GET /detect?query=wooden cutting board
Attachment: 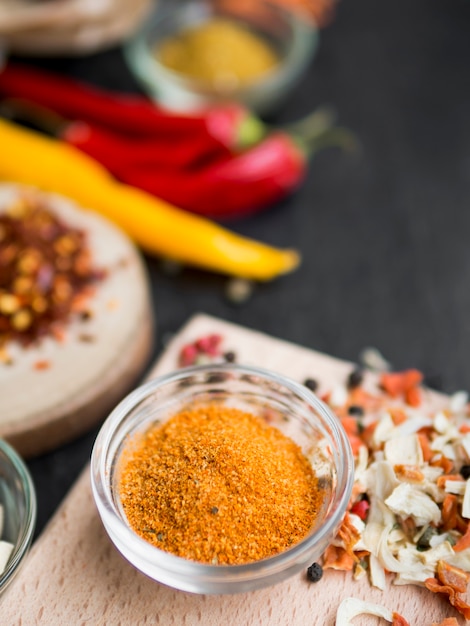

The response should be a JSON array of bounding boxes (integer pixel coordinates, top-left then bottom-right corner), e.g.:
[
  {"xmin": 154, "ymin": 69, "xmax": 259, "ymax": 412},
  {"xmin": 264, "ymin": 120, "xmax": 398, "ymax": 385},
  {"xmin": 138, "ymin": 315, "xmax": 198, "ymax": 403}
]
[
  {"xmin": 0, "ymin": 184, "xmax": 154, "ymax": 457},
  {"xmin": 2, "ymin": 314, "xmax": 465, "ymax": 624}
]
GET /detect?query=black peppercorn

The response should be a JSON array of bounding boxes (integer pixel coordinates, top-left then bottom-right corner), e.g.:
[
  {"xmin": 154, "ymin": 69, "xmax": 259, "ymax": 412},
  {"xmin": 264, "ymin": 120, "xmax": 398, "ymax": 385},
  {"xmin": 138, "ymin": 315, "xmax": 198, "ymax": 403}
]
[
  {"xmin": 461, "ymin": 465, "xmax": 470, "ymax": 480},
  {"xmin": 306, "ymin": 562, "xmax": 323, "ymax": 583},
  {"xmin": 224, "ymin": 351, "xmax": 237, "ymax": 363},
  {"xmin": 347, "ymin": 368, "xmax": 364, "ymax": 389},
  {"xmin": 304, "ymin": 378, "xmax": 319, "ymax": 393},
  {"xmin": 348, "ymin": 404, "xmax": 364, "ymax": 417}
]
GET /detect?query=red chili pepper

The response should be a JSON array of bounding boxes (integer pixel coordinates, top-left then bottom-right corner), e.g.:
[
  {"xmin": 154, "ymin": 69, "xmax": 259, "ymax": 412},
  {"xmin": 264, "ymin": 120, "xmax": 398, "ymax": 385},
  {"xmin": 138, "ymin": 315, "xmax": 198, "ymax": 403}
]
[
  {"xmin": 108, "ymin": 132, "xmax": 307, "ymax": 218},
  {"xmin": 0, "ymin": 63, "xmax": 354, "ymax": 218},
  {"xmin": 63, "ymin": 121, "xmax": 228, "ymax": 170},
  {"xmin": 0, "ymin": 62, "xmax": 265, "ymax": 150},
  {"xmin": 107, "ymin": 127, "xmax": 354, "ymax": 219}
]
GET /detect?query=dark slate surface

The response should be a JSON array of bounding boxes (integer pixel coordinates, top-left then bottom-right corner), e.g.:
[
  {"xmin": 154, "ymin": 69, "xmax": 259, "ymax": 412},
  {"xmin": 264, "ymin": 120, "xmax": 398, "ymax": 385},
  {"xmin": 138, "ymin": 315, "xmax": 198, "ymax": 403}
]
[{"xmin": 11, "ymin": 0, "xmax": 470, "ymax": 537}]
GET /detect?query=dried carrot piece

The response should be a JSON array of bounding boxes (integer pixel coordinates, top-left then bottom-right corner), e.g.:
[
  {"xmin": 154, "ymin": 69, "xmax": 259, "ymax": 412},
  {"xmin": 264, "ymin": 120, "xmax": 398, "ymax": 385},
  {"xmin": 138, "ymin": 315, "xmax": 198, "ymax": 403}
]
[
  {"xmin": 360, "ymin": 420, "xmax": 379, "ymax": 448},
  {"xmin": 394, "ymin": 464, "xmax": 425, "ymax": 483},
  {"xmin": 337, "ymin": 513, "xmax": 361, "ymax": 557},
  {"xmin": 453, "ymin": 523, "xmax": 470, "ymax": 552},
  {"xmin": 389, "ymin": 408, "xmax": 407, "ymax": 425},
  {"xmin": 33, "ymin": 359, "xmax": 50, "ymax": 370},
  {"xmin": 456, "ymin": 513, "xmax": 468, "ymax": 535},
  {"xmin": 380, "ymin": 369, "xmax": 423, "ymax": 397},
  {"xmin": 340, "ymin": 416, "xmax": 360, "ymax": 436},
  {"xmin": 432, "ymin": 456, "xmax": 454, "ymax": 475},
  {"xmin": 444, "ymin": 500, "xmax": 460, "ymax": 532},
  {"xmin": 348, "ymin": 386, "xmax": 382, "ymax": 411},
  {"xmin": 437, "ymin": 561, "xmax": 470, "ymax": 592},
  {"xmin": 459, "ymin": 423, "xmax": 470, "ymax": 434},
  {"xmin": 425, "ymin": 578, "xmax": 470, "ymax": 619},
  {"xmin": 431, "ymin": 619, "xmax": 459, "ymax": 626},
  {"xmin": 405, "ymin": 385, "xmax": 422, "ymax": 407},
  {"xmin": 418, "ymin": 432, "xmax": 433, "ymax": 462},
  {"xmin": 441, "ymin": 494, "xmax": 458, "ymax": 532},
  {"xmin": 392, "ymin": 613, "xmax": 410, "ymax": 626},
  {"xmin": 347, "ymin": 433, "xmax": 364, "ymax": 456},
  {"xmin": 436, "ymin": 475, "xmax": 464, "ymax": 490},
  {"xmin": 426, "ymin": 561, "xmax": 470, "ymax": 619},
  {"xmin": 322, "ymin": 545, "xmax": 355, "ymax": 571}
]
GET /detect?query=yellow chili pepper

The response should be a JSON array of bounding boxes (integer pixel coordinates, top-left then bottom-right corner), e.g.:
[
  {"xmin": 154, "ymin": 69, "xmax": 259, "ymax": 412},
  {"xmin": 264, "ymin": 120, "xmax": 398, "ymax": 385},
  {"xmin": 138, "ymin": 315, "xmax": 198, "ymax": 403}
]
[{"xmin": 0, "ymin": 118, "xmax": 300, "ymax": 280}]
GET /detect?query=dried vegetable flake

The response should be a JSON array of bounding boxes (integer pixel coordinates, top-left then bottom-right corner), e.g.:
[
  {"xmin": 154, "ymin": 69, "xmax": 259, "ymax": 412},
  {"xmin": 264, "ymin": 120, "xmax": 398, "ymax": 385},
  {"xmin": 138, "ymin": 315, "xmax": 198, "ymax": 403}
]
[
  {"xmin": 177, "ymin": 335, "xmax": 470, "ymax": 618},
  {"xmin": 320, "ymin": 365, "xmax": 470, "ymax": 619}
]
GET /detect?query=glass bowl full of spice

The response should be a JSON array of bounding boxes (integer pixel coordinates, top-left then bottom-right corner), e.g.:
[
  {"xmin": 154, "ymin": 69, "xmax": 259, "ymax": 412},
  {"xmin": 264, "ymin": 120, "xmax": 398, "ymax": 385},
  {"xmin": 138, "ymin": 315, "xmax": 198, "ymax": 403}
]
[
  {"xmin": 0, "ymin": 438, "xmax": 36, "ymax": 596},
  {"xmin": 124, "ymin": 0, "xmax": 318, "ymax": 114},
  {"xmin": 91, "ymin": 363, "xmax": 353, "ymax": 594}
]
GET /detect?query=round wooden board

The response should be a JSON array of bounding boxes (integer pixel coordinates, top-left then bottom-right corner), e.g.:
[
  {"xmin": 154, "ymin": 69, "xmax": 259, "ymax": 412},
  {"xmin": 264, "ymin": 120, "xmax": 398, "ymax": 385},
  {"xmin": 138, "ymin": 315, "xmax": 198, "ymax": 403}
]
[{"xmin": 0, "ymin": 184, "xmax": 154, "ymax": 458}]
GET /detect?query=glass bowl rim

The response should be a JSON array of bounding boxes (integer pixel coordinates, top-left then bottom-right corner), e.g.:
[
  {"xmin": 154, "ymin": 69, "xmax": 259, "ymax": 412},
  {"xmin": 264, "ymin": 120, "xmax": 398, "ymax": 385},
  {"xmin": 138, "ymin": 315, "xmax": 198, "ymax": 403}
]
[
  {"xmin": 0, "ymin": 438, "xmax": 37, "ymax": 591},
  {"xmin": 123, "ymin": 0, "xmax": 319, "ymax": 97},
  {"xmin": 91, "ymin": 362, "xmax": 354, "ymax": 585}
]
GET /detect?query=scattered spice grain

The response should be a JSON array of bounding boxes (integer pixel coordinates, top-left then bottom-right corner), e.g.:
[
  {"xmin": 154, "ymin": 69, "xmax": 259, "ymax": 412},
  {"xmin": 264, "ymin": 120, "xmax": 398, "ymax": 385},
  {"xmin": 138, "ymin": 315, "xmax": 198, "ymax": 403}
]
[
  {"xmin": 346, "ymin": 367, "xmax": 363, "ymax": 389},
  {"xmin": 224, "ymin": 278, "xmax": 253, "ymax": 305},
  {"xmin": 119, "ymin": 405, "xmax": 324, "ymax": 565},
  {"xmin": 223, "ymin": 350, "xmax": 236, "ymax": 363},
  {"xmin": 347, "ymin": 404, "xmax": 364, "ymax": 417},
  {"xmin": 304, "ymin": 377, "xmax": 319, "ymax": 393}
]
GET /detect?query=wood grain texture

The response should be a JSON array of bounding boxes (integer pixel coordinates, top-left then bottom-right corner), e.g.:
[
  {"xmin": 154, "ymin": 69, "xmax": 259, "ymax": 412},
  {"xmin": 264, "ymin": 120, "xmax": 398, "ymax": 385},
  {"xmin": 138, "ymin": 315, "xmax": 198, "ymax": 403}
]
[
  {"xmin": 1, "ymin": 314, "xmax": 465, "ymax": 624},
  {"xmin": 0, "ymin": 184, "xmax": 154, "ymax": 457}
]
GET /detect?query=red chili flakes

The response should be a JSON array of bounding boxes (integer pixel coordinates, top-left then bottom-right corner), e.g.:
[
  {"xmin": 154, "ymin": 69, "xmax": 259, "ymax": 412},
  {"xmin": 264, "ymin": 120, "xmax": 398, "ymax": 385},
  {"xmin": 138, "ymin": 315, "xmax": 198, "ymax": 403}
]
[
  {"xmin": 380, "ymin": 369, "xmax": 423, "ymax": 406},
  {"xmin": 0, "ymin": 194, "xmax": 106, "ymax": 349}
]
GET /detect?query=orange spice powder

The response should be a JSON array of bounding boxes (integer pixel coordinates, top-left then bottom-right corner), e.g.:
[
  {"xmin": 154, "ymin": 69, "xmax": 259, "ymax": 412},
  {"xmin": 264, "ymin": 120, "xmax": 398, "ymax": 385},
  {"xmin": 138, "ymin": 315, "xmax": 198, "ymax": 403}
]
[{"xmin": 118, "ymin": 405, "xmax": 324, "ymax": 565}]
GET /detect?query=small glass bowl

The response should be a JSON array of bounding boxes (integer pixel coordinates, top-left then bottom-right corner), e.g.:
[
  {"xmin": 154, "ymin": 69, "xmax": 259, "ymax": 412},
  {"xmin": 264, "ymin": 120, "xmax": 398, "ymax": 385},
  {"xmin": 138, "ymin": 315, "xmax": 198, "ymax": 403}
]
[
  {"xmin": 91, "ymin": 363, "xmax": 353, "ymax": 594},
  {"xmin": 124, "ymin": 0, "xmax": 319, "ymax": 114},
  {"xmin": 0, "ymin": 439, "xmax": 36, "ymax": 596}
]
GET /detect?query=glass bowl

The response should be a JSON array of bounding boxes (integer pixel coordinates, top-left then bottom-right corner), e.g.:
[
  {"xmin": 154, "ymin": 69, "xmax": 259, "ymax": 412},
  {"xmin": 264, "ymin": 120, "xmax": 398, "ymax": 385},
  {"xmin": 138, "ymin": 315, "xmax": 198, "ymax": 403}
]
[
  {"xmin": 123, "ymin": 0, "xmax": 319, "ymax": 114},
  {"xmin": 91, "ymin": 363, "xmax": 353, "ymax": 594},
  {"xmin": 0, "ymin": 439, "xmax": 36, "ymax": 596}
]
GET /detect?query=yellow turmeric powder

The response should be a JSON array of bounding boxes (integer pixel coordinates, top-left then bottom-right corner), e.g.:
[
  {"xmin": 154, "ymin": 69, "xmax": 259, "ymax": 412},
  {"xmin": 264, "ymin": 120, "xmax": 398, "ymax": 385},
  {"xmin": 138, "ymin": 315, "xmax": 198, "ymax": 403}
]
[
  {"xmin": 118, "ymin": 405, "xmax": 324, "ymax": 565},
  {"xmin": 156, "ymin": 18, "xmax": 279, "ymax": 88}
]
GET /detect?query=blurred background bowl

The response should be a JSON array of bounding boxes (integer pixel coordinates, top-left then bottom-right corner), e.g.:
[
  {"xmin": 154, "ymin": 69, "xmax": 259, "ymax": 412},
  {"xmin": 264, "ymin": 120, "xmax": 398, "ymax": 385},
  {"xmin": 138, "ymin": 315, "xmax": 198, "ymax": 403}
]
[
  {"xmin": 0, "ymin": 439, "xmax": 36, "ymax": 596},
  {"xmin": 124, "ymin": 0, "xmax": 319, "ymax": 115},
  {"xmin": 0, "ymin": 0, "xmax": 153, "ymax": 56}
]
